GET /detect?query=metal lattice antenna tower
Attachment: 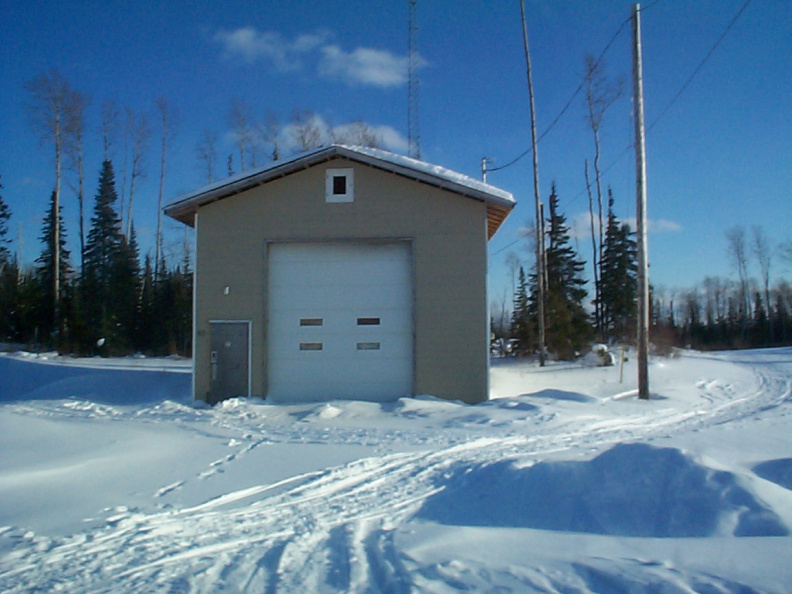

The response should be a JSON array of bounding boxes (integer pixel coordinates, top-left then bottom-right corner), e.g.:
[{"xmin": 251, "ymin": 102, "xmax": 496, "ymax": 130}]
[{"xmin": 408, "ymin": 0, "xmax": 421, "ymax": 160}]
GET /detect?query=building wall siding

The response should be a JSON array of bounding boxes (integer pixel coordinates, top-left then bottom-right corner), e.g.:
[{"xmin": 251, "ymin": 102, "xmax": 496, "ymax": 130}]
[{"xmin": 194, "ymin": 156, "xmax": 489, "ymax": 404}]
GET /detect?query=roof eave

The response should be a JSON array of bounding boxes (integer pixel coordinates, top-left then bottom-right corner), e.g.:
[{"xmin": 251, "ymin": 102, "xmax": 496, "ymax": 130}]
[{"xmin": 163, "ymin": 144, "xmax": 516, "ymax": 233}]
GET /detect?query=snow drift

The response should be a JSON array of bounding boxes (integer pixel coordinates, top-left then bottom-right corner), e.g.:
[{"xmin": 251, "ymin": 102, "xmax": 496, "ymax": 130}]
[
  {"xmin": 1, "ymin": 348, "xmax": 791, "ymax": 592},
  {"xmin": 418, "ymin": 442, "xmax": 788, "ymax": 537}
]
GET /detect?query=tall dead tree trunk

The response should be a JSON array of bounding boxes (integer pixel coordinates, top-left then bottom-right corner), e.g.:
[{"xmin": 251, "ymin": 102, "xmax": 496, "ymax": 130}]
[
  {"xmin": 155, "ymin": 97, "xmax": 176, "ymax": 282},
  {"xmin": 584, "ymin": 159, "xmax": 601, "ymax": 336},
  {"xmin": 25, "ymin": 70, "xmax": 78, "ymax": 340},
  {"xmin": 195, "ymin": 129, "xmax": 218, "ymax": 184},
  {"xmin": 752, "ymin": 225, "xmax": 773, "ymax": 340},
  {"xmin": 583, "ymin": 55, "xmax": 623, "ymax": 339},
  {"xmin": 125, "ymin": 108, "xmax": 150, "ymax": 240},
  {"xmin": 66, "ymin": 90, "xmax": 89, "ymax": 273}
]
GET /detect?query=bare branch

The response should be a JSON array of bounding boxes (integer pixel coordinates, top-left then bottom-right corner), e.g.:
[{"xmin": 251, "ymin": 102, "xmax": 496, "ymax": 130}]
[
  {"xmin": 101, "ymin": 99, "xmax": 120, "ymax": 161},
  {"xmin": 228, "ymin": 98, "xmax": 257, "ymax": 171},
  {"xmin": 195, "ymin": 129, "xmax": 218, "ymax": 183},
  {"xmin": 290, "ymin": 109, "xmax": 323, "ymax": 152}
]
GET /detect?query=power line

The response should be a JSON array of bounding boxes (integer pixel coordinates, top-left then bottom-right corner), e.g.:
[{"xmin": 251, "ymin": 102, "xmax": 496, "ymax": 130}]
[
  {"xmin": 646, "ymin": 0, "xmax": 753, "ymax": 134},
  {"xmin": 492, "ymin": 0, "xmax": 753, "ymax": 257},
  {"xmin": 487, "ymin": 12, "xmax": 633, "ymax": 174},
  {"xmin": 558, "ymin": 0, "xmax": 754, "ymax": 212}
]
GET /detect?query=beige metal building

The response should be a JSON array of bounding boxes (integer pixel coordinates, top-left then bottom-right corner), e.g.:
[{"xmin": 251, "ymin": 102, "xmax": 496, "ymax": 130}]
[{"xmin": 164, "ymin": 145, "xmax": 515, "ymax": 405}]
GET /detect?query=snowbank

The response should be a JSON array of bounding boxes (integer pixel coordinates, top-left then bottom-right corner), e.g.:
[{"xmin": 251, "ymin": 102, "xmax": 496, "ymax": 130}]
[{"xmin": 1, "ymin": 348, "xmax": 791, "ymax": 591}]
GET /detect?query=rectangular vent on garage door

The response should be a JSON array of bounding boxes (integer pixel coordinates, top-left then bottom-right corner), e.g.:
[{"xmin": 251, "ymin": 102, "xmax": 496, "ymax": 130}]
[
  {"xmin": 300, "ymin": 318, "xmax": 323, "ymax": 326},
  {"xmin": 357, "ymin": 342, "xmax": 381, "ymax": 350},
  {"xmin": 357, "ymin": 317, "xmax": 381, "ymax": 326},
  {"xmin": 299, "ymin": 342, "xmax": 323, "ymax": 351}
]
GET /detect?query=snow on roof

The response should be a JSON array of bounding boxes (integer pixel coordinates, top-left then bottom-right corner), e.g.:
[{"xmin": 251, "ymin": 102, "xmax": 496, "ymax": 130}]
[
  {"xmin": 164, "ymin": 145, "xmax": 515, "ymax": 237},
  {"xmin": 338, "ymin": 145, "xmax": 515, "ymax": 205}
]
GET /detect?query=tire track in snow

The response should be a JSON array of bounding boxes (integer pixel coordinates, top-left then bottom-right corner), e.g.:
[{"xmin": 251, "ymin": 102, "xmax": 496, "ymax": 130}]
[{"xmin": 2, "ymin": 350, "xmax": 791, "ymax": 592}]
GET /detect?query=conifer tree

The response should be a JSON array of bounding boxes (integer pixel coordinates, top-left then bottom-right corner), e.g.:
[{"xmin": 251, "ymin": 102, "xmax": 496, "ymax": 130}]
[
  {"xmin": 35, "ymin": 189, "xmax": 72, "ymax": 340},
  {"xmin": 537, "ymin": 183, "xmax": 592, "ymax": 359},
  {"xmin": 137, "ymin": 254, "xmax": 157, "ymax": 351},
  {"xmin": 111, "ymin": 227, "xmax": 142, "ymax": 350},
  {"xmin": 0, "ymin": 175, "xmax": 10, "ymax": 268},
  {"xmin": 599, "ymin": 189, "xmax": 637, "ymax": 340},
  {"xmin": 83, "ymin": 160, "xmax": 125, "ymax": 350},
  {"xmin": 510, "ymin": 266, "xmax": 532, "ymax": 353},
  {"xmin": 0, "ymin": 177, "xmax": 16, "ymax": 340},
  {"xmin": 172, "ymin": 246, "xmax": 193, "ymax": 355}
]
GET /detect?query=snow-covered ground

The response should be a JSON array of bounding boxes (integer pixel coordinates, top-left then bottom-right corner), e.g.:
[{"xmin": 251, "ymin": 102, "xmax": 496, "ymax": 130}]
[{"xmin": 1, "ymin": 348, "xmax": 791, "ymax": 592}]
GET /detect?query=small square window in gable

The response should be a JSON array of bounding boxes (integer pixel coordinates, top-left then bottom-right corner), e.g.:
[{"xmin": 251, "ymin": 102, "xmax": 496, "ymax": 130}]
[{"xmin": 325, "ymin": 168, "xmax": 354, "ymax": 203}]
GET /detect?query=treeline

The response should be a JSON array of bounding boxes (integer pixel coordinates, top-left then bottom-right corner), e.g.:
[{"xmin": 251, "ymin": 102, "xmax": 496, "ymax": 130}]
[
  {"xmin": 492, "ymin": 185, "xmax": 792, "ymax": 358},
  {"xmin": 492, "ymin": 54, "xmax": 792, "ymax": 359},
  {"xmin": 1, "ymin": 69, "xmax": 390, "ymax": 357},
  {"xmin": 652, "ymin": 226, "xmax": 792, "ymax": 351},
  {"xmin": 0, "ymin": 167, "xmax": 191, "ymax": 356},
  {"xmin": 654, "ymin": 280, "xmax": 792, "ymax": 351}
]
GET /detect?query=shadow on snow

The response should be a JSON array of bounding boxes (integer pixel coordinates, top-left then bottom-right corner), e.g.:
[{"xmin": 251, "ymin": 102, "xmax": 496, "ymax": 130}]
[{"xmin": 416, "ymin": 443, "xmax": 788, "ymax": 538}]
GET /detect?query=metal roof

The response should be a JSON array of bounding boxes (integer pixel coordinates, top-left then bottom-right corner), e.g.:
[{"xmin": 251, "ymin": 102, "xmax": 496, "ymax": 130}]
[{"xmin": 164, "ymin": 144, "xmax": 515, "ymax": 239}]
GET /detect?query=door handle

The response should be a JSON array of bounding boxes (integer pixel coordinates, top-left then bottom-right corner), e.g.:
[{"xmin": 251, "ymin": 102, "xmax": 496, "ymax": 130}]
[{"xmin": 211, "ymin": 351, "xmax": 218, "ymax": 380}]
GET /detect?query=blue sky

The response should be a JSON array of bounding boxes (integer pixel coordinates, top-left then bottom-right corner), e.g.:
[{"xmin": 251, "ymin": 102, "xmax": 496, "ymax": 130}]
[{"xmin": 2, "ymin": 0, "xmax": 790, "ymax": 306}]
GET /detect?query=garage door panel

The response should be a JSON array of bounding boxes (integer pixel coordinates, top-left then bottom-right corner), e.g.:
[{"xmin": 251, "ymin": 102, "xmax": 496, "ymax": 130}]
[{"xmin": 268, "ymin": 242, "xmax": 413, "ymax": 402}]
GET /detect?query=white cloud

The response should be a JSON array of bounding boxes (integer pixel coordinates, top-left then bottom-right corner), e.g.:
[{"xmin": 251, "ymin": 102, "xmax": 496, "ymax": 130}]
[
  {"xmin": 213, "ymin": 27, "xmax": 422, "ymax": 89},
  {"xmin": 277, "ymin": 116, "xmax": 410, "ymax": 155},
  {"xmin": 371, "ymin": 125, "xmax": 409, "ymax": 153},
  {"xmin": 624, "ymin": 217, "xmax": 683, "ymax": 233},
  {"xmin": 570, "ymin": 211, "xmax": 598, "ymax": 242},
  {"xmin": 570, "ymin": 212, "xmax": 683, "ymax": 241},
  {"xmin": 318, "ymin": 45, "xmax": 419, "ymax": 88},
  {"xmin": 213, "ymin": 27, "xmax": 329, "ymax": 71}
]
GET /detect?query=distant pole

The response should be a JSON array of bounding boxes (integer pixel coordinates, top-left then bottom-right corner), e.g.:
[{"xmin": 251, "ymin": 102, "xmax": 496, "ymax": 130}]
[
  {"xmin": 408, "ymin": 0, "xmax": 421, "ymax": 160},
  {"xmin": 520, "ymin": 0, "xmax": 546, "ymax": 366},
  {"xmin": 481, "ymin": 157, "xmax": 493, "ymax": 183},
  {"xmin": 632, "ymin": 3, "xmax": 650, "ymax": 399}
]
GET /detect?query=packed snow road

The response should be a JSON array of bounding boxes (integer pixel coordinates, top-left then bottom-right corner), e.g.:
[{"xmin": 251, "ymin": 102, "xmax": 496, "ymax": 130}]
[{"xmin": 1, "ymin": 348, "xmax": 791, "ymax": 592}]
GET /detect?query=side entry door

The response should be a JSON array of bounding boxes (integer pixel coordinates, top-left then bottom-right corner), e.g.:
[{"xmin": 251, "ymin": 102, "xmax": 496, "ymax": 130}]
[{"xmin": 208, "ymin": 321, "xmax": 250, "ymax": 404}]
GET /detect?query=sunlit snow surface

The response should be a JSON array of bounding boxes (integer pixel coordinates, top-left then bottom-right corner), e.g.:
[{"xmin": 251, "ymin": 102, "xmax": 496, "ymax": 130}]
[{"xmin": 1, "ymin": 348, "xmax": 791, "ymax": 592}]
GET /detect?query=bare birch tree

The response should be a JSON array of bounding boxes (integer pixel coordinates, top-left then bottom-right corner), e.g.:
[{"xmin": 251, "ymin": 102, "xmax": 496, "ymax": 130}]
[
  {"xmin": 65, "ymin": 89, "xmax": 90, "ymax": 272},
  {"xmin": 228, "ymin": 98, "xmax": 257, "ymax": 171},
  {"xmin": 725, "ymin": 225, "xmax": 751, "ymax": 324},
  {"xmin": 331, "ymin": 120, "xmax": 382, "ymax": 148},
  {"xmin": 25, "ymin": 69, "xmax": 79, "ymax": 331},
  {"xmin": 195, "ymin": 129, "xmax": 218, "ymax": 183},
  {"xmin": 124, "ymin": 107, "xmax": 150, "ymax": 240},
  {"xmin": 584, "ymin": 159, "xmax": 601, "ymax": 335},
  {"xmin": 752, "ymin": 225, "xmax": 773, "ymax": 336},
  {"xmin": 155, "ymin": 97, "xmax": 177, "ymax": 280},
  {"xmin": 780, "ymin": 241, "xmax": 792, "ymax": 267},
  {"xmin": 261, "ymin": 111, "xmax": 281, "ymax": 161},
  {"xmin": 290, "ymin": 109, "xmax": 323, "ymax": 152},
  {"xmin": 100, "ymin": 99, "xmax": 120, "ymax": 162},
  {"xmin": 583, "ymin": 55, "xmax": 623, "ymax": 336}
]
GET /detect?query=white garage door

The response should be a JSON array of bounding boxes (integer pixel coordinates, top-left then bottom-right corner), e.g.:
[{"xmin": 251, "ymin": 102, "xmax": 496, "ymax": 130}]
[{"xmin": 267, "ymin": 242, "xmax": 413, "ymax": 402}]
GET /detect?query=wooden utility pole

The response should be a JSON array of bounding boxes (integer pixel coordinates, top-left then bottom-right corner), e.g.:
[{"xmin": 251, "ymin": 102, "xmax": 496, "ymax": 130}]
[
  {"xmin": 519, "ymin": 0, "xmax": 546, "ymax": 366},
  {"xmin": 632, "ymin": 3, "xmax": 650, "ymax": 399}
]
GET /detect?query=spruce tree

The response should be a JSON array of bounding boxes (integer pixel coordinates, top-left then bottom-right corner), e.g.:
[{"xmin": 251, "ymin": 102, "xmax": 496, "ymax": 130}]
[
  {"xmin": 599, "ymin": 189, "xmax": 638, "ymax": 340},
  {"xmin": 510, "ymin": 266, "xmax": 533, "ymax": 354},
  {"xmin": 0, "ymin": 175, "xmax": 10, "ymax": 267},
  {"xmin": 137, "ymin": 254, "xmax": 157, "ymax": 351},
  {"xmin": 35, "ymin": 189, "xmax": 72, "ymax": 341},
  {"xmin": 0, "ymin": 178, "xmax": 16, "ymax": 340},
  {"xmin": 539, "ymin": 183, "xmax": 593, "ymax": 359},
  {"xmin": 111, "ymin": 226, "xmax": 142, "ymax": 351},
  {"xmin": 83, "ymin": 160, "xmax": 126, "ymax": 351},
  {"xmin": 172, "ymin": 247, "xmax": 193, "ymax": 355}
]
